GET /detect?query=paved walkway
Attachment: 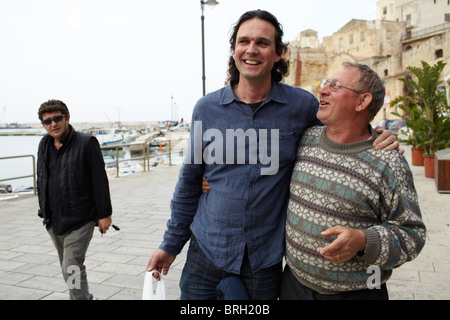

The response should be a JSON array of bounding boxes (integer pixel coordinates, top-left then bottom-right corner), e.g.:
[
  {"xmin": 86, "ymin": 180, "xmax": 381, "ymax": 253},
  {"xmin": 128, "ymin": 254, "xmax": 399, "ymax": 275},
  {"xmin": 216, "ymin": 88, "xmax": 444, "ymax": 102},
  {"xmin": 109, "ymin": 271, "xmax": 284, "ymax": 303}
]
[{"xmin": 0, "ymin": 144, "xmax": 449, "ymax": 300}]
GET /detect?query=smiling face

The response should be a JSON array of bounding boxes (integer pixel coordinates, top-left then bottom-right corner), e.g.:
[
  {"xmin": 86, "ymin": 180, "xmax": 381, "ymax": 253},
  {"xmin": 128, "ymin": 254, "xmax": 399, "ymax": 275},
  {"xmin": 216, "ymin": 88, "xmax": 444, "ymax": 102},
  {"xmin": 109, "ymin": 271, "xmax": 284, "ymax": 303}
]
[
  {"xmin": 318, "ymin": 66, "xmax": 364, "ymax": 127},
  {"xmin": 232, "ymin": 18, "xmax": 282, "ymax": 85}
]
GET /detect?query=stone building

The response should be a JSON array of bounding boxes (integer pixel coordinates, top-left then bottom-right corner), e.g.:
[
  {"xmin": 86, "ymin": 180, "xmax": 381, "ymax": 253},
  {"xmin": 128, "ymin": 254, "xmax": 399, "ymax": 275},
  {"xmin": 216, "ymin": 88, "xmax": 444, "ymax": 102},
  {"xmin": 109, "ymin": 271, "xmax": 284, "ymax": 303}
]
[
  {"xmin": 377, "ymin": 0, "xmax": 450, "ymax": 32},
  {"xmin": 284, "ymin": 0, "xmax": 450, "ymax": 123},
  {"xmin": 284, "ymin": 30, "xmax": 328, "ymax": 97}
]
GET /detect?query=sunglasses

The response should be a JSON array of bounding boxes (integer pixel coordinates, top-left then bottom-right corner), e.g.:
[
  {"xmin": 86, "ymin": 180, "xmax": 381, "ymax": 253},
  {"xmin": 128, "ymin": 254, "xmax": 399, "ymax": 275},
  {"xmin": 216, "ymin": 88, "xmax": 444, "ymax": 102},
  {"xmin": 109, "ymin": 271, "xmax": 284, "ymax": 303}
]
[{"xmin": 41, "ymin": 114, "xmax": 66, "ymax": 126}]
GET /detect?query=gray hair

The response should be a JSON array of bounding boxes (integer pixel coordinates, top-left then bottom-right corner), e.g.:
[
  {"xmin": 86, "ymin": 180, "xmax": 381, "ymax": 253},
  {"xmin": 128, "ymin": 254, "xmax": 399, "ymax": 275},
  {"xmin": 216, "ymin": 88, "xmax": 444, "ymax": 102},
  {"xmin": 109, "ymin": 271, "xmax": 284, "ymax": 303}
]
[{"xmin": 342, "ymin": 62, "xmax": 385, "ymax": 121}]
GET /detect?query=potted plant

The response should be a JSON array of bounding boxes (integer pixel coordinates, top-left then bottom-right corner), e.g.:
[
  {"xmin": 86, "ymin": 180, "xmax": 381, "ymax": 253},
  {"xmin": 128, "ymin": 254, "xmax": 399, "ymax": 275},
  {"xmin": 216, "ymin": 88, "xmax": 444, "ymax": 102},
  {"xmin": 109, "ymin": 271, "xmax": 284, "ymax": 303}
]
[
  {"xmin": 423, "ymin": 113, "xmax": 450, "ymax": 177},
  {"xmin": 390, "ymin": 81, "xmax": 428, "ymax": 166},
  {"xmin": 390, "ymin": 98, "xmax": 428, "ymax": 165},
  {"xmin": 391, "ymin": 61, "xmax": 450, "ymax": 176}
]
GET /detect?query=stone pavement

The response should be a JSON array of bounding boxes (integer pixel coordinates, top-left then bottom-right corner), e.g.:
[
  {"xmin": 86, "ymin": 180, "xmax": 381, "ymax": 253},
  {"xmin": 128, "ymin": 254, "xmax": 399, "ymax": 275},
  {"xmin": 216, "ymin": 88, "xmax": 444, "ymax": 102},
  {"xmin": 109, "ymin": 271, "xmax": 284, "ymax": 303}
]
[
  {"xmin": 386, "ymin": 145, "xmax": 450, "ymax": 299},
  {"xmin": 0, "ymin": 164, "xmax": 187, "ymax": 300},
  {"xmin": 0, "ymin": 144, "xmax": 449, "ymax": 300}
]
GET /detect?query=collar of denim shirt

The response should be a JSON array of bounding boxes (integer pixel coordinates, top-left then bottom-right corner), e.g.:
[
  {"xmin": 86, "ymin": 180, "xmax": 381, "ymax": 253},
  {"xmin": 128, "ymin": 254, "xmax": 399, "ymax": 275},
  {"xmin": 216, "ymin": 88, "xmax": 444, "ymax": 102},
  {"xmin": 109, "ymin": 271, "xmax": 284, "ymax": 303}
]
[{"xmin": 219, "ymin": 82, "xmax": 289, "ymax": 107}]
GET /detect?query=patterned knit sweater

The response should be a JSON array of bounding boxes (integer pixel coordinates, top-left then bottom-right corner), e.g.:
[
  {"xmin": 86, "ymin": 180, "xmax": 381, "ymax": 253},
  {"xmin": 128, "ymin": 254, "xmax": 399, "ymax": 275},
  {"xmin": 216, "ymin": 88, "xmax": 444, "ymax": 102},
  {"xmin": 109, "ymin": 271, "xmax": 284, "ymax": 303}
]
[{"xmin": 286, "ymin": 126, "xmax": 426, "ymax": 295}]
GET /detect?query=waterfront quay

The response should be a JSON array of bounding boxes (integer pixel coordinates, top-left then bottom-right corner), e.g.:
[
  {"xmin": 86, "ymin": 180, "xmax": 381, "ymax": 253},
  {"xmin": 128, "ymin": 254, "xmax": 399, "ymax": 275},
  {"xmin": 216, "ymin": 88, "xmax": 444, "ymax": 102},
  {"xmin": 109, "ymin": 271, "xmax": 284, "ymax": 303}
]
[{"xmin": 0, "ymin": 145, "xmax": 449, "ymax": 300}]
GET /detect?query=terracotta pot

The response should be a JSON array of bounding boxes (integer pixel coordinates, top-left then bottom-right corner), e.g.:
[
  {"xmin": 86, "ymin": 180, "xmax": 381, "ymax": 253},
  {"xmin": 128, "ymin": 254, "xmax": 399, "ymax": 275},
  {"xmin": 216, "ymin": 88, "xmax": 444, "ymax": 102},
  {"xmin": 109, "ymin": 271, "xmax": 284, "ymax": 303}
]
[
  {"xmin": 411, "ymin": 148, "xmax": 424, "ymax": 166},
  {"xmin": 424, "ymin": 156, "xmax": 435, "ymax": 178}
]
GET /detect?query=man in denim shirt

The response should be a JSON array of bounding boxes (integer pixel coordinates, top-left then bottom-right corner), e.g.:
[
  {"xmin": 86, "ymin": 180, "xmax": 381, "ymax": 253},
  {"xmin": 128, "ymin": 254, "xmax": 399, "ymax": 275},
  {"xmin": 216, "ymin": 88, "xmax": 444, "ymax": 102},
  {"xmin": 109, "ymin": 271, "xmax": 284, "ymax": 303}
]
[{"xmin": 146, "ymin": 10, "xmax": 398, "ymax": 300}]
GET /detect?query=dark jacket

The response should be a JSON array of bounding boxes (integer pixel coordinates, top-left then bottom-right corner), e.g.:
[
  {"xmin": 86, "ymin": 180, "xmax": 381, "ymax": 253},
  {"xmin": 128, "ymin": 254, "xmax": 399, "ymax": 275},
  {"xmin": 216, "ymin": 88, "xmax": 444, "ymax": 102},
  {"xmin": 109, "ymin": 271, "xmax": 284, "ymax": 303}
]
[{"xmin": 37, "ymin": 125, "xmax": 112, "ymax": 234}]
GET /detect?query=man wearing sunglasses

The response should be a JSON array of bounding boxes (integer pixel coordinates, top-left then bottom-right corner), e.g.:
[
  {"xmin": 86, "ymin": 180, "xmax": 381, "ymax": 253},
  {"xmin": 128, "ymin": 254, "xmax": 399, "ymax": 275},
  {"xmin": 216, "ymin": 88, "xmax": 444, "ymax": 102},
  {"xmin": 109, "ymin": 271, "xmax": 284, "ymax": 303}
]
[{"xmin": 37, "ymin": 99, "xmax": 113, "ymax": 300}]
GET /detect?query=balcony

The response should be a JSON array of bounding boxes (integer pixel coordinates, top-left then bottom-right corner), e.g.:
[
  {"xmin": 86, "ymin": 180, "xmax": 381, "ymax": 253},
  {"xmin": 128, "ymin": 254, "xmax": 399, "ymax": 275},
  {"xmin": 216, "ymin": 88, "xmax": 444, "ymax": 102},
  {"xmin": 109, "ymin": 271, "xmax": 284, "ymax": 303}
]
[{"xmin": 402, "ymin": 22, "xmax": 450, "ymax": 42}]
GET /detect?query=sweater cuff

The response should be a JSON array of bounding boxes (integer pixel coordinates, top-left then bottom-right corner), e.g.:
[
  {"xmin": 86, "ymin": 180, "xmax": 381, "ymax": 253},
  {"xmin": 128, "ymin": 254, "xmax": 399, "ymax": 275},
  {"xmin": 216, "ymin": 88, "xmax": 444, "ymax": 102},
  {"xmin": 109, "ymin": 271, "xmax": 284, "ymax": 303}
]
[{"xmin": 360, "ymin": 228, "xmax": 380, "ymax": 265}]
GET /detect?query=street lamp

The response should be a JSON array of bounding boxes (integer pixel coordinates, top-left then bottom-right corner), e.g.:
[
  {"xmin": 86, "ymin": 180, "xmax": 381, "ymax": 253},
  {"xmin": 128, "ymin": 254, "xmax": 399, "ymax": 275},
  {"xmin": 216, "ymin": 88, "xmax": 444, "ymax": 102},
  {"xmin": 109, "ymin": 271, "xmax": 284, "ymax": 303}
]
[{"xmin": 200, "ymin": 0, "xmax": 219, "ymax": 96}]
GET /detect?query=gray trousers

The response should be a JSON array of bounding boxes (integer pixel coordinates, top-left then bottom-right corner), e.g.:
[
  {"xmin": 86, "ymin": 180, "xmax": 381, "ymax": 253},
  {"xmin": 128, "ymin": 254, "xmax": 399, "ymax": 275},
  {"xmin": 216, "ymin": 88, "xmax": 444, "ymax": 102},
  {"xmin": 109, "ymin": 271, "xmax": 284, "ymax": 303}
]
[{"xmin": 48, "ymin": 221, "xmax": 95, "ymax": 300}]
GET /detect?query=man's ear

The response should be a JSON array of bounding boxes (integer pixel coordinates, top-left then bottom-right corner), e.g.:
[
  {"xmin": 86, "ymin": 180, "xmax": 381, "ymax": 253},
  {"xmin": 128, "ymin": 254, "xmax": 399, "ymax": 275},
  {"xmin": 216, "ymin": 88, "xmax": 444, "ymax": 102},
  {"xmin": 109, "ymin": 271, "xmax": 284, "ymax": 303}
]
[{"xmin": 355, "ymin": 93, "xmax": 372, "ymax": 112}]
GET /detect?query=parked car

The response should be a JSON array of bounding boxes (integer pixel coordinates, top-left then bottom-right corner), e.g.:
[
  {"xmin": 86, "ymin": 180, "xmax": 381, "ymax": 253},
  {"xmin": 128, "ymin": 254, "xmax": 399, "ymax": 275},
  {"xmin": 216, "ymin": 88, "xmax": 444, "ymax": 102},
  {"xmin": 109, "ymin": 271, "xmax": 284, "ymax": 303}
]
[
  {"xmin": 383, "ymin": 120, "xmax": 396, "ymax": 130},
  {"xmin": 0, "ymin": 184, "xmax": 12, "ymax": 193},
  {"xmin": 372, "ymin": 120, "xmax": 386, "ymax": 129},
  {"xmin": 387, "ymin": 120, "xmax": 406, "ymax": 135},
  {"xmin": 397, "ymin": 126, "xmax": 414, "ymax": 141}
]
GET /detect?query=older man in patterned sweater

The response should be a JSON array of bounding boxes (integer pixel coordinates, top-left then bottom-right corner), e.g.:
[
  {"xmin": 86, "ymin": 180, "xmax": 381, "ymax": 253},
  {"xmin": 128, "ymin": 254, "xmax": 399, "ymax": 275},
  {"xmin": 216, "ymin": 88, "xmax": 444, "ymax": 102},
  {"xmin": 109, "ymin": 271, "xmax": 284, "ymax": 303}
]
[{"xmin": 281, "ymin": 62, "xmax": 426, "ymax": 300}]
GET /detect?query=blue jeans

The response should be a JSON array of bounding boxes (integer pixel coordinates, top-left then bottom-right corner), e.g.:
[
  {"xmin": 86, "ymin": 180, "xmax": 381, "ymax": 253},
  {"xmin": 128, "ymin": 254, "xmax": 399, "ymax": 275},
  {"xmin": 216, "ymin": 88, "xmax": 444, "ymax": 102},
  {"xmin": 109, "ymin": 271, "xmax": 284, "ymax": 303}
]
[{"xmin": 179, "ymin": 236, "xmax": 282, "ymax": 300}]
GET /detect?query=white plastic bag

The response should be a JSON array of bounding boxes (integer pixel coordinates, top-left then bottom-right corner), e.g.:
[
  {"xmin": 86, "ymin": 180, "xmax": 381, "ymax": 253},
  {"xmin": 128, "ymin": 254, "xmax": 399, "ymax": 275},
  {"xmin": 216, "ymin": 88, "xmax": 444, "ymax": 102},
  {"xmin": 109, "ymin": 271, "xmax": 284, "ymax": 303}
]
[{"xmin": 142, "ymin": 270, "xmax": 166, "ymax": 300}]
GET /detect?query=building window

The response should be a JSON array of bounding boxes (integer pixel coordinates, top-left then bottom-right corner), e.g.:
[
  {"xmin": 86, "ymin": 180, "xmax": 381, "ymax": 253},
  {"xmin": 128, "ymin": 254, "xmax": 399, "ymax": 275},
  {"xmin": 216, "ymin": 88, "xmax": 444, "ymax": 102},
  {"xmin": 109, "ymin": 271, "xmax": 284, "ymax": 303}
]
[
  {"xmin": 435, "ymin": 49, "xmax": 443, "ymax": 58},
  {"xmin": 383, "ymin": 6, "xmax": 387, "ymax": 14},
  {"xmin": 406, "ymin": 14, "xmax": 412, "ymax": 27},
  {"xmin": 349, "ymin": 35, "xmax": 354, "ymax": 44},
  {"xmin": 387, "ymin": 30, "xmax": 392, "ymax": 39},
  {"xmin": 445, "ymin": 13, "xmax": 450, "ymax": 22},
  {"xmin": 361, "ymin": 32, "xmax": 365, "ymax": 42},
  {"xmin": 339, "ymin": 38, "xmax": 343, "ymax": 48}
]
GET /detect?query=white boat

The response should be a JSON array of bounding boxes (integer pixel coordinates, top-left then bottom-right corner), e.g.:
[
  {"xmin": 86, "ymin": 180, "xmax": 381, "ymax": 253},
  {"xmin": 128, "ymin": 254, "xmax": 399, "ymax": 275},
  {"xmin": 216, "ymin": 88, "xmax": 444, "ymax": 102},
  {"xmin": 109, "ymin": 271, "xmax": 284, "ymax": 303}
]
[
  {"xmin": 94, "ymin": 128, "xmax": 124, "ymax": 145},
  {"xmin": 118, "ymin": 129, "xmax": 140, "ymax": 143},
  {"xmin": 150, "ymin": 137, "xmax": 168, "ymax": 146}
]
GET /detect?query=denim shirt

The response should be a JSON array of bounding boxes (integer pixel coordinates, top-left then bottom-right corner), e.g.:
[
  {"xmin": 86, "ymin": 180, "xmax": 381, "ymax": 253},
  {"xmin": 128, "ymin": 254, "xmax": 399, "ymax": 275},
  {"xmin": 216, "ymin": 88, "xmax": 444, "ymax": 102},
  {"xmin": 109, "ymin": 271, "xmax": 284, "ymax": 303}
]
[{"xmin": 160, "ymin": 82, "xmax": 321, "ymax": 273}]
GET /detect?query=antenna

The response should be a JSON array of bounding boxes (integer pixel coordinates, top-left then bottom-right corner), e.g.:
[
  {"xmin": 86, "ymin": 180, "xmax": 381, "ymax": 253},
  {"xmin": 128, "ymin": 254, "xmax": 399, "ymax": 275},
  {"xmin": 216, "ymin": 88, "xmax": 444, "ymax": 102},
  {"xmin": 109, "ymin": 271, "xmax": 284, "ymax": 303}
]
[
  {"xmin": 104, "ymin": 112, "xmax": 113, "ymax": 127},
  {"xmin": 0, "ymin": 105, "xmax": 6, "ymax": 125}
]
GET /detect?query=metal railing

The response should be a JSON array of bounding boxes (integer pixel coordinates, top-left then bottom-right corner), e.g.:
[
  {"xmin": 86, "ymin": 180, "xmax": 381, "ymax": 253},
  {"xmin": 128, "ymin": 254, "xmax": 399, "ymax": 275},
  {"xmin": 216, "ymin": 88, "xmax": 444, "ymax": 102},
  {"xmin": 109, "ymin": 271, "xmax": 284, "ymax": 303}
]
[
  {"xmin": 401, "ymin": 22, "xmax": 450, "ymax": 42},
  {"xmin": 0, "ymin": 138, "xmax": 189, "ymax": 195},
  {"xmin": 0, "ymin": 155, "xmax": 36, "ymax": 195},
  {"xmin": 101, "ymin": 138, "xmax": 189, "ymax": 178}
]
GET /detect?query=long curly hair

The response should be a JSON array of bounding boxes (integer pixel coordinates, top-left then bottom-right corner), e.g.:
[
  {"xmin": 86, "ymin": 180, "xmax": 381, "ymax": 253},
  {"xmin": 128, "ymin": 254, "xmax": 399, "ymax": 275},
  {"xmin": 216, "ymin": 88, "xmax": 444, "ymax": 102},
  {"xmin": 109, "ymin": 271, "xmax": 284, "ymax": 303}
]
[{"xmin": 227, "ymin": 10, "xmax": 289, "ymax": 86}]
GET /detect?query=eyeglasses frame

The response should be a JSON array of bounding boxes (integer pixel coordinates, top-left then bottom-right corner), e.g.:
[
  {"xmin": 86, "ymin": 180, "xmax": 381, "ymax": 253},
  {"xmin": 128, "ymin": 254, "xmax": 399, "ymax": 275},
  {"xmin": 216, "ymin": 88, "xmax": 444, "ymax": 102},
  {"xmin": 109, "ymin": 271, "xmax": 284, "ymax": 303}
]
[
  {"xmin": 41, "ymin": 114, "xmax": 66, "ymax": 126},
  {"xmin": 321, "ymin": 79, "xmax": 365, "ymax": 94}
]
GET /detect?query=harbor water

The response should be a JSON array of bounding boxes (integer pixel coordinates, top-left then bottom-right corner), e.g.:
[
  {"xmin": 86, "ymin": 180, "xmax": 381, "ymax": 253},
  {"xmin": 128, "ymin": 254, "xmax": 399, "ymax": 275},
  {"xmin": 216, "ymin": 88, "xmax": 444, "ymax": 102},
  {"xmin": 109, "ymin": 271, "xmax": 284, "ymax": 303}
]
[
  {"xmin": 0, "ymin": 130, "xmax": 188, "ymax": 193},
  {"xmin": 0, "ymin": 135, "xmax": 41, "ymax": 191}
]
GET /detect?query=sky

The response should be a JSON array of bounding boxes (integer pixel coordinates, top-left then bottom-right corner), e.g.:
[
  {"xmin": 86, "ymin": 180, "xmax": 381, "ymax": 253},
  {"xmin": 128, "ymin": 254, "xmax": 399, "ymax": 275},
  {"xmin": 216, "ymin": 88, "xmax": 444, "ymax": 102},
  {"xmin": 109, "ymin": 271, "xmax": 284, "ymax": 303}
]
[{"xmin": 0, "ymin": 0, "xmax": 379, "ymax": 125}]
